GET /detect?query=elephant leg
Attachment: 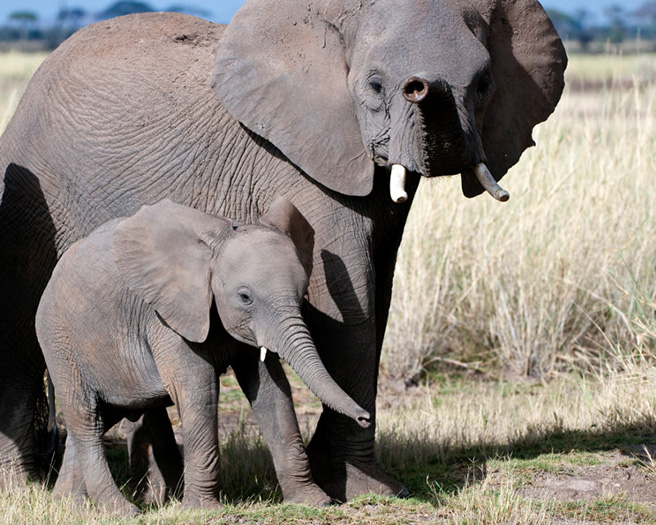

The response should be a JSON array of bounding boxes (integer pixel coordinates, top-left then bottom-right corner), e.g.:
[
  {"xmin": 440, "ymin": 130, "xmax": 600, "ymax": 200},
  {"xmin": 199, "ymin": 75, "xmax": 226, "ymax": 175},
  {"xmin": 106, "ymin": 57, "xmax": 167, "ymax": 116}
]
[
  {"xmin": 123, "ymin": 408, "xmax": 184, "ymax": 505},
  {"xmin": 0, "ymin": 361, "xmax": 45, "ymax": 488},
  {"xmin": 305, "ymin": 315, "xmax": 408, "ymax": 502},
  {"xmin": 0, "ymin": 293, "xmax": 52, "ymax": 489},
  {"xmin": 65, "ymin": 401, "xmax": 139, "ymax": 516},
  {"xmin": 0, "ymin": 271, "xmax": 52, "ymax": 488},
  {"xmin": 0, "ymin": 164, "xmax": 58, "ymax": 488},
  {"xmin": 53, "ymin": 435, "xmax": 87, "ymax": 502},
  {"xmin": 156, "ymin": 350, "xmax": 221, "ymax": 510},
  {"xmin": 176, "ymin": 389, "xmax": 221, "ymax": 510},
  {"xmin": 231, "ymin": 352, "xmax": 331, "ymax": 506}
]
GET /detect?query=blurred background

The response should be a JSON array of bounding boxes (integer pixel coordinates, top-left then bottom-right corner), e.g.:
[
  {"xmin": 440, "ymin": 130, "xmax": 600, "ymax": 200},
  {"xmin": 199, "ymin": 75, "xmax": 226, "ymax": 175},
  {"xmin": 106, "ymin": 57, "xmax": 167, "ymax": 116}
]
[{"xmin": 0, "ymin": 0, "xmax": 654, "ymax": 52}]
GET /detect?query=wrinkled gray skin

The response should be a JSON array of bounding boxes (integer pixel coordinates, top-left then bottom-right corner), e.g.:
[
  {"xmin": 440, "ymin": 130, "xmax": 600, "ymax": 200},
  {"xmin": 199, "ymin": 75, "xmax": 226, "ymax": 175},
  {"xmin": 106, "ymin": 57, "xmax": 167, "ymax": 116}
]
[
  {"xmin": 0, "ymin": 0, "xmax": 566, "ymax": 503},
  {"xmin": 36, "ymin": 198, "xmax": 371, "ymax": 514}
]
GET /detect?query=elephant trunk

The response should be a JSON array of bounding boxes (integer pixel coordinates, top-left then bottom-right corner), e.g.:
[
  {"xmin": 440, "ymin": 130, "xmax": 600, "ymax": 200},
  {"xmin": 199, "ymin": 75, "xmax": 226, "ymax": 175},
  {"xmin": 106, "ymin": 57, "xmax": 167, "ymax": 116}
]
[
  {"xmin": 411, "ymin": 76, "xmax": 471, "ymax": 177},
  {"xmin": 390, "ymin": 75, "xmax": 509, "ymax": 202},
  {"xmin": 265, "ymin": 312, "xmax": 371, "ymax": 428}
]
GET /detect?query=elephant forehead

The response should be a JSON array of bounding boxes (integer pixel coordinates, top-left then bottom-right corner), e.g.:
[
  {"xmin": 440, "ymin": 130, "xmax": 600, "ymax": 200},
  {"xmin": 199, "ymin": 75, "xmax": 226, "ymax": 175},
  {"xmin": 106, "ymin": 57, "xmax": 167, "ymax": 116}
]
[
  {"xmin": 220, "ymin": 231, "xmax": 307, "ymax": 287},
  {"xmin": 352, "ymin": 0, "xmax": 488, "ymax": 86}
]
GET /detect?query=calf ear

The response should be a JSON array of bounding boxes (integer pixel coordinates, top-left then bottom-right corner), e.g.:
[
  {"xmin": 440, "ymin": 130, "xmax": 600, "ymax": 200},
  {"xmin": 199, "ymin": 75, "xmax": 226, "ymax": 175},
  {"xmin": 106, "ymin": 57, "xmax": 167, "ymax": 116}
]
[
  {"xmin": 113, "ymin": 199, "xmax": 227, "ymax": 343},
  {"xmin": 260, "ymin": 197, "xmax": 314, "ymax": 277}
]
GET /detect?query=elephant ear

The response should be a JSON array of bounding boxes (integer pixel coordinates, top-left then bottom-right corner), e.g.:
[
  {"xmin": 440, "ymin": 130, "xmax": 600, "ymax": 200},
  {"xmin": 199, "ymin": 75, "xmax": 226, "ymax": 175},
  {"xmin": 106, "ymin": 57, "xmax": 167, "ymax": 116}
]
[
  {"xmin": 212, "ymin": 0, "xmax": 374, "ymax": 197},
  {"xmin": 260, "ymin": 197, "xmax": 315, "ymax": 278},
  {"xmin": 462, "ymin": 0, "xmax": 567, "ymax": 197},
  {"xmin": 113, "ymin": 199, "xmax": 229, "ymax": 343}
]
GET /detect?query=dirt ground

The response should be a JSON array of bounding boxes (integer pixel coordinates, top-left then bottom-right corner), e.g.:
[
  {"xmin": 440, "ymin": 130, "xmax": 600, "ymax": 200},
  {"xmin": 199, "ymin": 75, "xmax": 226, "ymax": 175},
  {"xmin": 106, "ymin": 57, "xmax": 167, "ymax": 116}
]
[{"xmin": 514, "ymin": 446, "xmax": 656, "ymax": 510}]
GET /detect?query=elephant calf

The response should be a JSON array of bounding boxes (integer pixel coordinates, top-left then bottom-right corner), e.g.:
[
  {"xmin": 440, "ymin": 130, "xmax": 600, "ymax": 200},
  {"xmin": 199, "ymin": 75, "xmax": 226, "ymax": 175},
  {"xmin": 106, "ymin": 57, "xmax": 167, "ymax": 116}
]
[{"xmin": 35, "ymin": 198, "xmax": 370, "ymax": 515}]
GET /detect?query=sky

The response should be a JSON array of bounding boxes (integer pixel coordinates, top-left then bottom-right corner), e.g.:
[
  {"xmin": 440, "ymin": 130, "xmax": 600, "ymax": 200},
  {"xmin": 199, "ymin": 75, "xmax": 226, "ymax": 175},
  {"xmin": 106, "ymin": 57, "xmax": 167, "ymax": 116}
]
[{"xmin": 0, "ymin": 0, "xmax": 648, "ymax": 26}]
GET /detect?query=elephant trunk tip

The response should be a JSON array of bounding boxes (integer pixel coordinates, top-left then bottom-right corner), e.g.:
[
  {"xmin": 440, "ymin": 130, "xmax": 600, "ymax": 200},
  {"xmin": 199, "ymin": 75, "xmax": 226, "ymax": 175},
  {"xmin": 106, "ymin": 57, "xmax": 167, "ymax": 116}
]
[
  {"xmin": 402, "ymin": 76, "xmax": 429, "ymax": 103},
  {"xmin": 355, "ymin": 408, "xmax": 372, "ymax": 428}
]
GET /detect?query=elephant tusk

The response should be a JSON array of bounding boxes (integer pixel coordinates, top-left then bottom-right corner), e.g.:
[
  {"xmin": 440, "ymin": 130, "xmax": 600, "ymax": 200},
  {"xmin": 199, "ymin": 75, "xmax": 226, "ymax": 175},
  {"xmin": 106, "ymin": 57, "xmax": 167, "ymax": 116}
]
[
  {"xmin": 473, "ymin": 163, "xmax": 510, "ymax": 202},
  {"xmin": 390, "ymin": 164, "xmax": 408, "ymax": 203},
  {"xmin": 260, "ymin": 347, "xmax": 268, "ymax": 362}
]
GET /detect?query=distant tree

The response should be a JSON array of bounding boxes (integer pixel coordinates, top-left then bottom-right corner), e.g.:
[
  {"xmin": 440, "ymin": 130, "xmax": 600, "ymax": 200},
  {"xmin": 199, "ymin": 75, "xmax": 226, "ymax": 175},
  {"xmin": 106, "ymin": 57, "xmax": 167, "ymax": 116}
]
[
  {"xmin": 545, "ymin": 9, "xmax": 580, "ymax": 40},
  {"xmin": 603, "ymin": 5, "xmax": 627, "ymax": 43},
  {"xmin": 57, "ymin": 7, "xmax": 87, "ymax": 27},
  {"xmin": 8, "ymin": 10, "xmax": 39, "ymax": 40},
  {"xmin": 573, "ymin": 9, "xmax": 594, "ymax": 50},
  {"xmin": 634, "ymin": 1, "xmax": 656, "ymax": 26},
  {"xmin": 99, "ymin": 1, "xmax": 154, "ymax": 20},
  {"xmin": 8, "ymin": 11, "xmax": 38, "ymax": 24},
  {"xmin": 8, "ymin": 10, "xmax": 38, "ymax": 27}
]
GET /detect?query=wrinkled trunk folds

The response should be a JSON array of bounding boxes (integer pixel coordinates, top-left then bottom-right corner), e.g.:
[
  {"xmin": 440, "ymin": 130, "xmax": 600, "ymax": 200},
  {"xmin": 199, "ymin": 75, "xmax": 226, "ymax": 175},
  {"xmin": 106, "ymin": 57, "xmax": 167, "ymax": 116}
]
[
  {"xmin": 415, "ymin": 79, "xmax": 471, "ymax": 177},
  {"xmin": 271, "ymin": 314, "xmax": 371, "ymax": 428}
]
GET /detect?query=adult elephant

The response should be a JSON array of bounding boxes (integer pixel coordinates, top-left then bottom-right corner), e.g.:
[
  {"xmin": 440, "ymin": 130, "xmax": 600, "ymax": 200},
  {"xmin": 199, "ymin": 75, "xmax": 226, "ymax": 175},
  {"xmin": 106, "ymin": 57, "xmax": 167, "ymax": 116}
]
[{"xmin": 0, "ymin": 0, "xmax": 566, "ymax": 502}]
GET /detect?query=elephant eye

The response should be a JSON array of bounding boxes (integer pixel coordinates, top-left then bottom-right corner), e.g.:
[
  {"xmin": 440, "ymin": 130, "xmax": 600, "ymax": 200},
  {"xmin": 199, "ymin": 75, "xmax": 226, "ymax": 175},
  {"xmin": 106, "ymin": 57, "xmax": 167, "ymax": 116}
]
[
  {"xmin": 237, "ymin": 288, "xmax": 253, "ymax": 306},
  {"xmin": 360, "ymin": 75, "xmax": 386, "ymax": 112},
  {"xmin": 368, "ymin": 78, "xmax": 383, "ymax": 94},
  {"xmin": 476, "ymin": 73, "xmax": 495, "ymax": 105}
]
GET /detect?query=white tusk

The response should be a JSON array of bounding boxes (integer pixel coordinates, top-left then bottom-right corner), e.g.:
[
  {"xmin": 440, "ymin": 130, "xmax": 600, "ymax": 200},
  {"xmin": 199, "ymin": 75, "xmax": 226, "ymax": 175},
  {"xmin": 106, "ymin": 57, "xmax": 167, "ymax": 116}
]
[
  {"xmin": 390, "ymin": 164, "xmax": 408, "ymax": 203},
  {"xmin": 473, "ymin": 163, "xmax": 510, "ymax": 202},
  {"xmin": 260, "ymin": 347, "xmax": 268, "ymax": 362}
]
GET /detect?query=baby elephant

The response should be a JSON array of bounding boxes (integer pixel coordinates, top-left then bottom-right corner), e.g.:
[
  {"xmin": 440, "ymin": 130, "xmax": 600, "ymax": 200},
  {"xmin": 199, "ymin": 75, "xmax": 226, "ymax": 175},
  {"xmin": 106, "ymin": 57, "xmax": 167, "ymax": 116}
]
[{"xmin": 36, "ymin": 198, "xmax": 370, "ymax": 515}]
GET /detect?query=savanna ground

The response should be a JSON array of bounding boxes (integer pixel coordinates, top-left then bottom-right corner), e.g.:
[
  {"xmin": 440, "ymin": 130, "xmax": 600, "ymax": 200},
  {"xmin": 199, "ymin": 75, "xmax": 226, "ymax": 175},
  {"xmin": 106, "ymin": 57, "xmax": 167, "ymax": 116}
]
[{"xmin": 1, "ymin": 45, "xmax": 656, "ymax": 523}]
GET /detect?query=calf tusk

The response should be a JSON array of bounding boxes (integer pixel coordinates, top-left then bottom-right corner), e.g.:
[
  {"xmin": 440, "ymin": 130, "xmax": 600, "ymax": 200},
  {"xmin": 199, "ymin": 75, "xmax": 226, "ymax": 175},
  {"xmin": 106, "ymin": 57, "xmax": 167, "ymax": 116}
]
[
  {"xmin": 473, "ymin": 163, "xmax": 510, "ymax": 202},
  {"xmin": 260, "ymin": 347, "xmax": 268, "ymax": 362},
  {"xmin": 390, "ymin": 164, "xmax": 408, "ymax": 203}
]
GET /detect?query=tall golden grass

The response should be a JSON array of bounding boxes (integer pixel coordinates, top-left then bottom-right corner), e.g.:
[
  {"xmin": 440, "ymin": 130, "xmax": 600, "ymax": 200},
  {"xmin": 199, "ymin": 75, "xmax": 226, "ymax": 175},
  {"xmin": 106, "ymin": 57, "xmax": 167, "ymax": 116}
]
[
  {"xmin": 382, "ymin": 52, "xmax": 656, "ymax": 380},
  {"xmin": 0, "ymin": 51, "xmax": 48, "ymax": 131}
]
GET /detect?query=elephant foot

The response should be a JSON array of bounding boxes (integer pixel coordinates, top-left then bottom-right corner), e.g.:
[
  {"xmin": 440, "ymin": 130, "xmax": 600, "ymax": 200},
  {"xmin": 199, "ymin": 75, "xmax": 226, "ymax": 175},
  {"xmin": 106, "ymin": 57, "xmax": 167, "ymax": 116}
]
[
  {"xmin": 52, "ymin": 477, "xmax": 86, "ymax": 501},
  {"xmin": 315, "ymin": 461, "xmax": 408, "ymax": 502},
  {"xmin": 136, "ymin": 475, "xmax": 167, "ymax": 507},
  {"xmin": 181, "ymin": 494, "xmax": 222, "ymax": 511},
  {"xmin": 55, "ymin": 483, "xmax": 138, "ymax": 517},
  {"xmin": 280, "ymin": 480, "xmax": 332, "ymax": 506},
  {"xmin": 341, "ymin": 462, "xmax": 409, "ymax": 501},
  {"xmin": 307, "ymin": 437, "xmax": 408, "ymax": 502},
  {"xmin": 97, "ymin": 496, "xmax": 140, "ymax": 517}
]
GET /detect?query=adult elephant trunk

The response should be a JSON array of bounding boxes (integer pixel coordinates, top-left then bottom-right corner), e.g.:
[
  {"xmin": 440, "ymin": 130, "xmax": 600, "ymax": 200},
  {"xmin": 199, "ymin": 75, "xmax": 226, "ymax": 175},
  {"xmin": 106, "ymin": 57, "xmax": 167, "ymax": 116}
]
[
  {"xmin": 390, "ymin": 76, "xmax": 471, "ymax": 179},
  {"xmin": 261, "ymin": 310, "xmax": 371, "ymax": 429},
  {"xmin": 389, "ymin": 75, "xmax": 510, "ymax": 202}
]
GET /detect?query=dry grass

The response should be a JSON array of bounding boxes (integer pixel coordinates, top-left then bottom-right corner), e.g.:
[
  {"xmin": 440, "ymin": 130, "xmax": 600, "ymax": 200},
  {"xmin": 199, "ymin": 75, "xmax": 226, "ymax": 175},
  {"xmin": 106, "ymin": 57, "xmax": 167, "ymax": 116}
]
[
  {"xmin": 382, "ymin": 52, "xmax": 656, "ymax": 380},
  {"xmin": 4, "ymin": 370, "xmax": 656, "ymax": 523},
  {"xmin": 0, "ymin": 51, "xmax": 48, "ymax": 132}
]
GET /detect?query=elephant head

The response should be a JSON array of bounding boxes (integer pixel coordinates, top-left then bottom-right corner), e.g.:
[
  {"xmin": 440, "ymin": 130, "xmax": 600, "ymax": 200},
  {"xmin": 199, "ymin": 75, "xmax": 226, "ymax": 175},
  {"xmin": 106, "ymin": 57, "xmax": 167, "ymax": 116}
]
[
  {"xmin": 212, "ymin": 0, "xmax": 566, "ymax": 202},
  {"xmin": 112, "ymin": 198, "xmax": 371, "ymax": 428}
]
